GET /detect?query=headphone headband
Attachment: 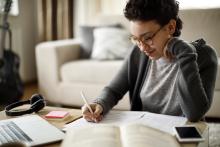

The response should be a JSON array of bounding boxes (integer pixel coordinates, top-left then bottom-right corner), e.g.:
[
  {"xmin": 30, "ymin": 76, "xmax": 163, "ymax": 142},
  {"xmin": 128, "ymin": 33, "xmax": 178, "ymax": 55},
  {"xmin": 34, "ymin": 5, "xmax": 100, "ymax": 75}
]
[{"xmin": 5, "ymin": 94, "xmax": 46, "ymax": 116}]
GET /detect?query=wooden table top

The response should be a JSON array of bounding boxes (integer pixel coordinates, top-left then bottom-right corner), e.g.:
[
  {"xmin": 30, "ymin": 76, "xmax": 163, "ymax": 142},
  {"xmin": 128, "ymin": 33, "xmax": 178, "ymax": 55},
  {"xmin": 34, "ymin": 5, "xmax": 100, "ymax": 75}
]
[{"xmin": 0, "ymin": 105, "xmax": 82, "ymax": 147}]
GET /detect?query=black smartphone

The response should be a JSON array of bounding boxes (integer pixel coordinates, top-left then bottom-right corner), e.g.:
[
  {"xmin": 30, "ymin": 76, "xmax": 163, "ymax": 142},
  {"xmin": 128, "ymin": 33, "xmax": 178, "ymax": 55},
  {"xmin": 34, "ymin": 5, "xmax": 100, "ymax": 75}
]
[{"xmin": 174, "ymin": 125, "xmax": 205, "ymax": 142}]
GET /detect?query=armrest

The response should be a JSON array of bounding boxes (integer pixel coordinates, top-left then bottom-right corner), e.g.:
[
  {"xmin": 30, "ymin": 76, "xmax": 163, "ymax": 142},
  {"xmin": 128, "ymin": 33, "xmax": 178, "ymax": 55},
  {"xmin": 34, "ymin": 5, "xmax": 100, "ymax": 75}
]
[
  {"xmin": 35, "ymin": 39, "xmax": 81, "ymax": 100},
  {"xmin": 215, "ymin": 58, "xmax": 220, "ymax": 90}
]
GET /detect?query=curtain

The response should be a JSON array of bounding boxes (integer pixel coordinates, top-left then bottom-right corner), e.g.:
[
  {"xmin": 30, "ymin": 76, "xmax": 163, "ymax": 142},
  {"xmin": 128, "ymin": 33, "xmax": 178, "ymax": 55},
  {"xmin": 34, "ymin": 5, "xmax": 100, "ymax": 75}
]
[{"xmin": 37, "ymin": 0, "xmax": 74, "ymax": 42}]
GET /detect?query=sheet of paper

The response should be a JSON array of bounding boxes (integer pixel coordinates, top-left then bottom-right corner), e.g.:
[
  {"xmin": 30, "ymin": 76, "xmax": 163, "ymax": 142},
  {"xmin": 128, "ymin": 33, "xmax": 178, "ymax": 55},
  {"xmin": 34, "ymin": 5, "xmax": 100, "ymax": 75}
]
[
  {"xmin": 63, "ymin": 110, "xmax": 187, "ymax": 135},
  {"xmin": 63, "ymin": 111, "xmax": 145, "ymax": 131},
  {"xmin": 135, "ymin": 111, "xmax": 187, "ymax": 134}
]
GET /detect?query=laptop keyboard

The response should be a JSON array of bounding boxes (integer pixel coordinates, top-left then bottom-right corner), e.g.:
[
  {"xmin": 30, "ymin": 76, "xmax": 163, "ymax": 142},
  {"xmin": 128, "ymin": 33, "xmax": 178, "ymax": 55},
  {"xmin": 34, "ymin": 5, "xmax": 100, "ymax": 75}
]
[{"xmin": 0, "ymin": 121, "xmax": 33, "ymax": 145}]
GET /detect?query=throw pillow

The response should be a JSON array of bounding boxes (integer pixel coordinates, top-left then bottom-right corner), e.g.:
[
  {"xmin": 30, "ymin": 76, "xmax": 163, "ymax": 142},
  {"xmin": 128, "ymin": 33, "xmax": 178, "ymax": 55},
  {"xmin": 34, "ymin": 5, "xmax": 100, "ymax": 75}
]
[
  {"xmin": 79, "ymin": 24, "xmax": 122, "ymax": 58},
  {"xmin": 91, "ymin": 27, "xmax": 132, "ymax": 60}
]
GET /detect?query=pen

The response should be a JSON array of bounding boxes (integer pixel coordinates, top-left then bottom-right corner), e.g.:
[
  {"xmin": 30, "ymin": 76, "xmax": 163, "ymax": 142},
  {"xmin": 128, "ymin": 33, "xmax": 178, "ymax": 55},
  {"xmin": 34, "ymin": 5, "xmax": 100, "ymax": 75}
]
[{"xmin": 80, "ymin": 91, "xmax": 94, "ymax": 114}]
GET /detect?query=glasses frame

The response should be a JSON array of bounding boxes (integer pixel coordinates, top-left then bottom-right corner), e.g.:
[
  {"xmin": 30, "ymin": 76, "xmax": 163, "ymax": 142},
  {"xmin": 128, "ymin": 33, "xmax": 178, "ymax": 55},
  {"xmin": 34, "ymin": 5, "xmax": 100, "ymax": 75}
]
[{"xmin": 129, "ymin": 26, "xmax": 163, "ymax": 46}]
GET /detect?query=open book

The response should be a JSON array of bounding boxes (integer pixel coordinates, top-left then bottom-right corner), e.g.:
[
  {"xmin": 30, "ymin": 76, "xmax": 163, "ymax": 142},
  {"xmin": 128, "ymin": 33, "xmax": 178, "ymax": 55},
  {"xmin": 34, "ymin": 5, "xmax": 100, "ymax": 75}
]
[{"xmin": 61, "ymin": 124, "xmax": 180, "ymax": 147}]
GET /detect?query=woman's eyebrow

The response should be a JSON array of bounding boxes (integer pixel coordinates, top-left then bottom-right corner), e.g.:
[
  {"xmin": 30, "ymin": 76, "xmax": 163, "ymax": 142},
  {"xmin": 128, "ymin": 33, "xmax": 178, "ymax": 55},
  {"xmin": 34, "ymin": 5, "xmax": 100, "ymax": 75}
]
[
  {"xmin": 139, "ymin": 31, "xmax": 152, "ymax": 38},
  {"xmin": 130, "ymin": 31, "xmax": 152, "ymax": 38}
]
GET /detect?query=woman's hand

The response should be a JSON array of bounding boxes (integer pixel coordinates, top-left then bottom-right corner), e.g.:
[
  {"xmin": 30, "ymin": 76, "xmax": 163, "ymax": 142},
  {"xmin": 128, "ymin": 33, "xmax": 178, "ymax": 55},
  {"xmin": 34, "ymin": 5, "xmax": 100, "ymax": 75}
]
[
  {"xmin": 163, "ymin": 37, "xmax": 174, "ymax": 61},
  {"xmin": 81, "ymin": 103, "xmax": 103, "ymax": 123}
]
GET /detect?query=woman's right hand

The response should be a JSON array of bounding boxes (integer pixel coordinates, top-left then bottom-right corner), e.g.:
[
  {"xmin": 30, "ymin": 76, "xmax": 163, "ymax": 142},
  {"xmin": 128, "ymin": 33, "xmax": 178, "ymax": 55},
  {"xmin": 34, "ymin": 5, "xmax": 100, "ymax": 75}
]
[{"xmin": 81, "ymin": 103, "xmax": 103, "ymax": 123}]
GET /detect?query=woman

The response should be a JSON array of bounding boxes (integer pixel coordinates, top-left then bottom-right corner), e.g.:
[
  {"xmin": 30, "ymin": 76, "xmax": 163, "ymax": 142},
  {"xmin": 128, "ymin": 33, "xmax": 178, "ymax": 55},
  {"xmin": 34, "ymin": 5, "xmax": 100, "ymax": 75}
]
[{"xmin": 82, "ymin": 0, "xmax": 218, "ymax": 122}]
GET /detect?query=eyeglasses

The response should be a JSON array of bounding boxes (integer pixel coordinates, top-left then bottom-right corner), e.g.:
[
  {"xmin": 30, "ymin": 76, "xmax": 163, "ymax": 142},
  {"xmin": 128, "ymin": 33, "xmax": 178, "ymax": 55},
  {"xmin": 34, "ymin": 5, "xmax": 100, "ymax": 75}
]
[{"xmin": 129, "ymin": 26, "xmax": 163, "ymax": 46}]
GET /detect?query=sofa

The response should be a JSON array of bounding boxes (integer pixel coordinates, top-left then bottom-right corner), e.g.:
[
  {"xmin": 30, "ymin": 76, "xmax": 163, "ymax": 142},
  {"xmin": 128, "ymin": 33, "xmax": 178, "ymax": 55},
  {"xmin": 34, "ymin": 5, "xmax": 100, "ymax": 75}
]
[{"xmin": 36, "ymin": 8, "xmax": 220, "ymax": 118}]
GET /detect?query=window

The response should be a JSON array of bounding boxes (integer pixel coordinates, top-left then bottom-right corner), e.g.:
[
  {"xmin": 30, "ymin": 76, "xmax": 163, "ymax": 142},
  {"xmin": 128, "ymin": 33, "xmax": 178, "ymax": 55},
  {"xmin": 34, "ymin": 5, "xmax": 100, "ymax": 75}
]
[{"xmin": 0, "ymin": 0, "xmax": 19, "ymax": 16}]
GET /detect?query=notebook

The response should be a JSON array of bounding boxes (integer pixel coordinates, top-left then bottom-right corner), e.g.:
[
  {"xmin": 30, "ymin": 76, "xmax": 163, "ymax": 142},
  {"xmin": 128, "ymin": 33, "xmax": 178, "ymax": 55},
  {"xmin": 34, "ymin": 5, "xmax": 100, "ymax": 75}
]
[{"xmin": 0, "ymin": 115, "xmax": 65, "ymax": 146}]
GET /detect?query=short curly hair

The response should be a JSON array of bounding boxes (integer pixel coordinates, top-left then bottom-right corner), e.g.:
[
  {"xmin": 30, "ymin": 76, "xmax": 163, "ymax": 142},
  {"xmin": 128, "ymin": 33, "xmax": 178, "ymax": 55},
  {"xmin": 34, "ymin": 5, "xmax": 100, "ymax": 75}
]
[{"xmin": 124, "ymin": 0, "xmax": 182, "ymax": 37}]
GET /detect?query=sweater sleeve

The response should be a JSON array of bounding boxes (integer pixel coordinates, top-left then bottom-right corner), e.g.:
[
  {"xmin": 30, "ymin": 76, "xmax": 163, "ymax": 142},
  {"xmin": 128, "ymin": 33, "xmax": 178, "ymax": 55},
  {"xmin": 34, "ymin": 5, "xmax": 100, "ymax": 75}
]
[
  {"xmin": 167, "ymin": 38, "xmax": 218, "ymax": 122},
  {"xmin": 93, "ymin": 48, "xmax": 134, "ymax": 115}
]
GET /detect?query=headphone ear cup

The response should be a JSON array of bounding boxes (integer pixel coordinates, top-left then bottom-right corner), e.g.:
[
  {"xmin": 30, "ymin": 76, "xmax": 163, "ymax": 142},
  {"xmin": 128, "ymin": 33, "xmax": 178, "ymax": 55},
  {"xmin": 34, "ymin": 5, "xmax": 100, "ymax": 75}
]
[
  {"xmin": 30, "ymin": 94, "xmax": 44, "ymax": 105},
  {"xmin": 30, "ymin": 99, "xmax": 46, "ymax": 113},
  {"xmin": 30, "ymin": 94, "xmax": 45, "ymax": 113}
]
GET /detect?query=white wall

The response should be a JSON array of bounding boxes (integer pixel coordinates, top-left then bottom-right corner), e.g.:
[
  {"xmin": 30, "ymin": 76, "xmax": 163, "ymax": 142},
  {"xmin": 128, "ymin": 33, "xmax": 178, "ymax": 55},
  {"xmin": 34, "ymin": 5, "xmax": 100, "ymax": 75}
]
[
  {"xmin": 74, "ymin": 0, "xmax": 101, "ymax": 37},
  {"xmin": 74, "ymin": 0, "xmax": 126, "ymax": 37},
  {"xmin": 101, "ymin": 0, "xmax": 126, "ymax": 15},
  {"xmin": 177, "ymin": 0, "xmax": 220, "ymax": 9}
]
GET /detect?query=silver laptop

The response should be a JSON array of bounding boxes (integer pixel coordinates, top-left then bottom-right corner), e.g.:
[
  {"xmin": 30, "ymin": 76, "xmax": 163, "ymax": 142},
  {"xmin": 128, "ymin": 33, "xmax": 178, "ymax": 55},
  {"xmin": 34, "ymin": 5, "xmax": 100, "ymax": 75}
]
[{"xmin": 0, "ymin": 115, "xmax": 65, "ymax": 146}]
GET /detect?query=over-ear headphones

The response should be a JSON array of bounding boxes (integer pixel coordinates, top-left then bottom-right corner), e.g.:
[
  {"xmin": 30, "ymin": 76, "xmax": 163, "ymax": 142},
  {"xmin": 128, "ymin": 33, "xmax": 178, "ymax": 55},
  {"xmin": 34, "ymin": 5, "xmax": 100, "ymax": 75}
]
[{"xmin": 5, "ymin": 94, "xmax": 46, "ymax": 116}]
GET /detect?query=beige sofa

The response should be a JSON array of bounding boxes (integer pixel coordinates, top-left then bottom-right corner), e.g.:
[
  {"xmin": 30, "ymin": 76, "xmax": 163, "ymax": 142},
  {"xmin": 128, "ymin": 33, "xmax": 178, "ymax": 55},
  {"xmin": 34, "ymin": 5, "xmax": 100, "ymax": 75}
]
[{"xmin": 36, "ymin": 9, "xmax": 220, "ymax": 117}]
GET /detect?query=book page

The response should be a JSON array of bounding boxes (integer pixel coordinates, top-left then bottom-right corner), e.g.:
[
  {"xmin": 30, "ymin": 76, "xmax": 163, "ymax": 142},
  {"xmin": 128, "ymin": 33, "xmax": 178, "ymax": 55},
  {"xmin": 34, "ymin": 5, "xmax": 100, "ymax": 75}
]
[
  {"xmin": 61, "ymin": 125, "xmax": 122, "ymax": 147},
  {"xmin": 120, "ymin": 124, "xmax": 181, "ymax": 147}
]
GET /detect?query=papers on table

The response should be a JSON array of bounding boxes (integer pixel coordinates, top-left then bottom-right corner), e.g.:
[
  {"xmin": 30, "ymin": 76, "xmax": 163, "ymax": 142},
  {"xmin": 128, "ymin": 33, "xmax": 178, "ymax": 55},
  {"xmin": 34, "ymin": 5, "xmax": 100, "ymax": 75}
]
[
  {"xmin": 63, "ymin": 111, "xmax": 187, "ymax": 134},
  {"xmin": 136, "ymin": 112, "xmax": 187, "ymax": 135},
  {"xmin": 63, "ymin": 111, "xmax": 144, "ymax": 130},
  {"xmin": 63, "ymin": 110, "xmax": 187, "ymax": 135}
]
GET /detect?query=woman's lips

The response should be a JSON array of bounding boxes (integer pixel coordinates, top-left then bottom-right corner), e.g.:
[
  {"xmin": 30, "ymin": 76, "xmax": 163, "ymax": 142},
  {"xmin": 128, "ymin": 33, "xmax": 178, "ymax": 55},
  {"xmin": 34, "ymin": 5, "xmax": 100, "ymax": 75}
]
[{"xmin": 144, "ymin": 49, "xmax": 155, "ymax": 56}]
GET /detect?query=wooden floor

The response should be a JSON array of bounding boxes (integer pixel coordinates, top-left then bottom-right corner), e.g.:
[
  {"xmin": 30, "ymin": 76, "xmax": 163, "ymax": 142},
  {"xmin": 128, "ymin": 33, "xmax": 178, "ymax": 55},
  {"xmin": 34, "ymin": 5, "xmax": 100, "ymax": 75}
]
[
  {"xmin": 0, "ymin": 82, "xmax": 38, "ymax": 111},
  {"xmin": 21, "ymin": 82, "xmax": 38, "ymax": 101}
]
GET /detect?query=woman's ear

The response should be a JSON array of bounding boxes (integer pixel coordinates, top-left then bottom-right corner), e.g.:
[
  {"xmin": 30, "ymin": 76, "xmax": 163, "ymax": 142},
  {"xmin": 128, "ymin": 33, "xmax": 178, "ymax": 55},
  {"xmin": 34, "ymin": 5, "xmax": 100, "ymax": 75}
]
[{"xmin": 167, "ymin": 19, "xmax": 176, "ymax": 35}]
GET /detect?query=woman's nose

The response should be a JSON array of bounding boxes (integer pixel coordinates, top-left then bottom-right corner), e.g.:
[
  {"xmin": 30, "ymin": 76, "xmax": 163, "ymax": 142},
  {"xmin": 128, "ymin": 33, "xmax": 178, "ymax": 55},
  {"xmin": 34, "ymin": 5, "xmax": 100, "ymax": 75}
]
[{"xmin": 138, "ymin": 43, "xmax": 150, "ymax": 52}]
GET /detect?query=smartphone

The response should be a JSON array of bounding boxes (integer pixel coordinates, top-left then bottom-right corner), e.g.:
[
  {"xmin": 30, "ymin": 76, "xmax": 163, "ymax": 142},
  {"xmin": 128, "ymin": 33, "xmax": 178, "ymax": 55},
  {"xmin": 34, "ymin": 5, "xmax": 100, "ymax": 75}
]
[{"xmin": 174, "ymin": 125, "xmax": 205, "ymax": 142}]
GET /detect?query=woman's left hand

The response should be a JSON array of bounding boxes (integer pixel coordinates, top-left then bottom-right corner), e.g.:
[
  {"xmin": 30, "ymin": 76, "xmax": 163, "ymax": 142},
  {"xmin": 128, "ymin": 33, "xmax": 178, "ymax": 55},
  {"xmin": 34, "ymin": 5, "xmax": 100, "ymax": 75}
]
[{"xmin": 163, "ymin": 37, "xmax": 175, "ymax": 60}]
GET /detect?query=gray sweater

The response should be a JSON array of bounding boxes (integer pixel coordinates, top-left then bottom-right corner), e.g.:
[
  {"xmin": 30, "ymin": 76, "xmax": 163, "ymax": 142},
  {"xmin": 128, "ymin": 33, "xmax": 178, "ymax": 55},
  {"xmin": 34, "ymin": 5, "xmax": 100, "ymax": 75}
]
[
  {"xmin": 95, "ymin": 38, "xmax": 218, "ymax": 122},
  {"xmin": 140, "ymin": 57, "xmax": 180, "ymax": 115}
]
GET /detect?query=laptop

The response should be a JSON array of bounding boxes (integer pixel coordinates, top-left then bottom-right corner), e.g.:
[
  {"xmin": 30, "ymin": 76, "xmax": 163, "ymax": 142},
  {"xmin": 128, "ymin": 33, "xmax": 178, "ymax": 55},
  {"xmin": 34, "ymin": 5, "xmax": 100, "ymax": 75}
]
[{"xmin": 0, "ymin": 115, "xmax": 65, "ymax": 146}]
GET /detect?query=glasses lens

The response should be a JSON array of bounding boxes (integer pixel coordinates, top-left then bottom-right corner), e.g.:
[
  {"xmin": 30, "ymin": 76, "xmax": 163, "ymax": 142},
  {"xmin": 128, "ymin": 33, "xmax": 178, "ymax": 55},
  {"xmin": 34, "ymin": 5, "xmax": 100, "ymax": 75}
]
[{"xmin": 143, "ymin": 38, "xmax": 153, "ymax": 45}]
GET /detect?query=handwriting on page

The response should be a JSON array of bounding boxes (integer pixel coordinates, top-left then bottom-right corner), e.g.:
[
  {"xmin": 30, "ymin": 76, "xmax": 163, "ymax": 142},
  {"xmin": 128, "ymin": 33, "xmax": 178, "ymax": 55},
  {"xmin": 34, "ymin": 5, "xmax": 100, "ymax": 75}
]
[
  {"xmin": 64, "ymin": 111, "xmax": 145, "ymax": 131},
  {"xmin": 63, "ymin": 110, "xmax": 187, "ymax": 134}
]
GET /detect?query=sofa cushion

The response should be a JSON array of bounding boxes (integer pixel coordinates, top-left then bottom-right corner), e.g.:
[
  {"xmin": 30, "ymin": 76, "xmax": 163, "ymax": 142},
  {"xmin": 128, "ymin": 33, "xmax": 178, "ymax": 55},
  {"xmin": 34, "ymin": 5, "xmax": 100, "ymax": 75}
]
[
  {"xmin": 61, "ymin": 58, "xmax": 220, "ymax": 90},
  {"xmin": 79, "ymin": 24, "xmax": 122, "ymax": 59},
  {"xmin": 61, "ymin": 60, "xmax": 123, "ymax": 84},
  {"xmin": 91, "ymin": 27, "xmax": 132, "ymax": 60}
]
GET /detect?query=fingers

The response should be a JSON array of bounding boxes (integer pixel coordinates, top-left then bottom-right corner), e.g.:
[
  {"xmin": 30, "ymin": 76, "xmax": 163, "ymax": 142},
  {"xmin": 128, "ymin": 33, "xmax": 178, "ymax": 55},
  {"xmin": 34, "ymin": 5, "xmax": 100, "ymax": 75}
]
[
  {"xmin": 81, "ymin": 105, "xmax": 91, "ymax": 115},
  {"xmin": 83, "ymin": 115, "xmax": 94, "ymax": 122},
  {"xmin": 93, "ymin": 104, "xmax": 103, "ymax": 117},
  {"xmin": 83, "ymin": 114, "xmax": 103, "ymax": 123},
  {"xmin": 81, "ymin": 103, "xmax": 103, "ymax": 123},
  {"xmin": 82, "ymin": 104, "xmax": 94, "ymax": 122},
  {"xmin": 164, "ymin": 49, "xmax": 174, "ymax": 61},
  {"xmin": 163, "ymin": 37, "xmax": 174, "ymax": 61}
]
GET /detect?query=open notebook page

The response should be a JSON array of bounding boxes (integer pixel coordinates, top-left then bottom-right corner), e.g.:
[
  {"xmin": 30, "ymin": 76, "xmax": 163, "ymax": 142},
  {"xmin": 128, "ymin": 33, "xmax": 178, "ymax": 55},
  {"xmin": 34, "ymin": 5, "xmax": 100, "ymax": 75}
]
[
  {"xmin": 61, "ymin": 125, "xmax": 122, "ymax": 147},
  {"xmin": 61, "ymin": 124, "xmax": 180, "ymax": 147},
  {"xmin": 120, "ymin": 124, "xmax": 181, "ymax": 147}
]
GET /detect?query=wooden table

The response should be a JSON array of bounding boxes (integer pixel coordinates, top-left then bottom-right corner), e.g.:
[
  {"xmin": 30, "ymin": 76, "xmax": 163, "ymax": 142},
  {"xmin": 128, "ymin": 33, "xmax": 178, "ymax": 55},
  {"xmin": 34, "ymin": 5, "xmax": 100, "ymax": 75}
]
[
  {"xmin": 0, "ymin": 105, "xmax": 82, "ymax": 147},
  {"xmin": 0, "ymin": 106, "xmax": 209, "ymax": 147},
  {"xmin": 184, "ymin": 121, "xmax": 209, "ymax": 147}
]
